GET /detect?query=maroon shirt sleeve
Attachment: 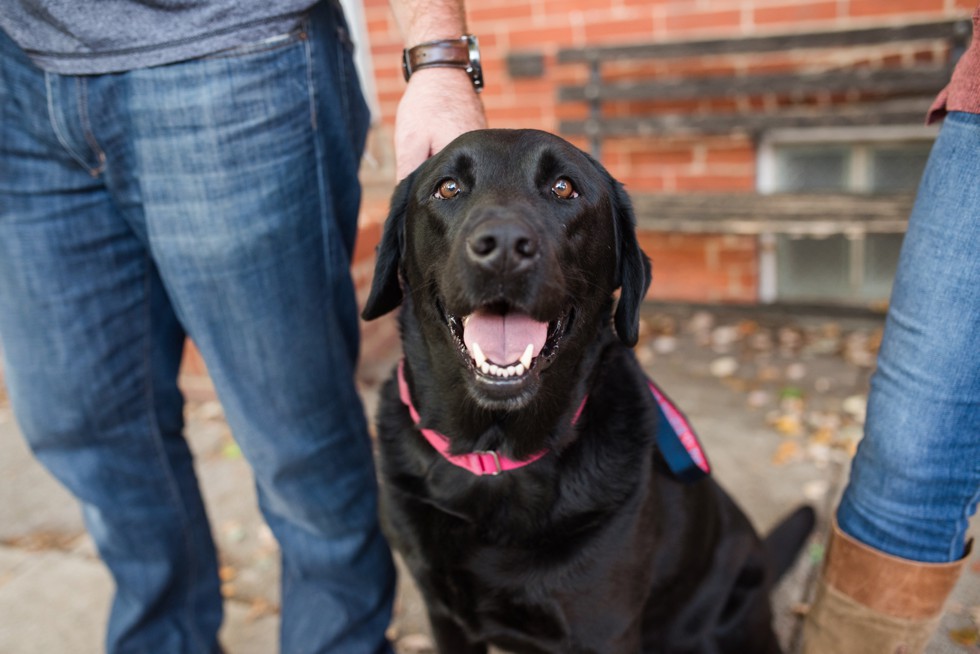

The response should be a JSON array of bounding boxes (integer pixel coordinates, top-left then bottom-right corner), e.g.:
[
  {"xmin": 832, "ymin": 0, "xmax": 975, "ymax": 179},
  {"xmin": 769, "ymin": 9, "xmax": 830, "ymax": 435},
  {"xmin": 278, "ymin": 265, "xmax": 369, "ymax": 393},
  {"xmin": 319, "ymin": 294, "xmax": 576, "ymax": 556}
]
[{"xmin": 928, "ymin": 5, "xmax": 980, "ymax": 123}]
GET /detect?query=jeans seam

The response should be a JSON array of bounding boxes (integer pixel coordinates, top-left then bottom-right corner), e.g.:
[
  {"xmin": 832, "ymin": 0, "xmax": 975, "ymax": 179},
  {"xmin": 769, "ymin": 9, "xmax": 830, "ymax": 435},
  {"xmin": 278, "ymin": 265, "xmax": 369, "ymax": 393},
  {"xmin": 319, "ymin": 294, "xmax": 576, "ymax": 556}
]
[
  {"xmin": 138, "ymin": 260, "xmax": 209, "ymax": 654},
  {"xmin": 304, "ymin": 30, "xmax": 318, "ymax": 132},
  {"xmin": 75, "ymin": 77, "xmax": 106, "ymax": 177},
  {"xmin": 44, "ymin": 72, "xmax": 92, "ymax": 174},
  {"xmin": 335, "ymin": 26, "xmax": 351, "ymax": 137}
]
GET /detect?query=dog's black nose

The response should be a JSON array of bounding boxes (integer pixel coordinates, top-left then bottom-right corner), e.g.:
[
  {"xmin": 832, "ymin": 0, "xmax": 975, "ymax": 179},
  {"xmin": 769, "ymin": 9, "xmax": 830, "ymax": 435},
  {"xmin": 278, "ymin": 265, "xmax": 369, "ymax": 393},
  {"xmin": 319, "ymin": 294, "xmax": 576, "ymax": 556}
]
[{"xmin": 466, "ymin": 219, "xmax": 538, "ymax": 272}]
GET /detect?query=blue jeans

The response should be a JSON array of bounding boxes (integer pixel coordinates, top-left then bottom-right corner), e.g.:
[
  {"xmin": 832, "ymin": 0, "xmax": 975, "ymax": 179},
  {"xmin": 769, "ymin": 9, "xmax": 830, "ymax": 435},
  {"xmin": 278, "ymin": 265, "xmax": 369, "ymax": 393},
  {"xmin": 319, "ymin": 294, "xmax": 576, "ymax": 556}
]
[
  {"xmin": 0, "ymin": 3, "xmax": 395, "ymax": 652},
  {"xmin": 837, "ymin": 111, "xmax": 980, "ymax": 563}
]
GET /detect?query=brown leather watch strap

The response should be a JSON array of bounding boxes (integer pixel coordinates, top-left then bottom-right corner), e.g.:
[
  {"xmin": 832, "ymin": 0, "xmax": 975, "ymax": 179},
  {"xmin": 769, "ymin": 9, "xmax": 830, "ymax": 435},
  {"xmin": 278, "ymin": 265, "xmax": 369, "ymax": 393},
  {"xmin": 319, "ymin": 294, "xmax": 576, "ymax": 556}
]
[
  {"xmin": 404, "ymin": 40, "xmax": 469, "ymax": 74},
  {"xmin": 401, "ymin": 35, "xmax": 483, "ymax": 91}
]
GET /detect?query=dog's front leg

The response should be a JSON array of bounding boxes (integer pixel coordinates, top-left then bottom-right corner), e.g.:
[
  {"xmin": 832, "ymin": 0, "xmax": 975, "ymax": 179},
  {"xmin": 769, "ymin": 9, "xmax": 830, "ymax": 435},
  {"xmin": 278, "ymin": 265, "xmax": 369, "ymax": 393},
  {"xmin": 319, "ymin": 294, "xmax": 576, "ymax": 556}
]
[{"xmin": 427, "ymin": 611, "xmax": 488, "ymax": 654}]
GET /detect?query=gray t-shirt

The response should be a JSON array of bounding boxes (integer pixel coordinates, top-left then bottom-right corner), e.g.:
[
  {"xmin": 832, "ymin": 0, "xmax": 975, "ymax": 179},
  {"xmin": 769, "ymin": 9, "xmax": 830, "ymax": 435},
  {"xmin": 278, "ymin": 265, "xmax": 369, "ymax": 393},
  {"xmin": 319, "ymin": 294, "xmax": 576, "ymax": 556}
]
[{"xmin": 0, "ymin": 0, "xmax": 321, "ymax": 74}]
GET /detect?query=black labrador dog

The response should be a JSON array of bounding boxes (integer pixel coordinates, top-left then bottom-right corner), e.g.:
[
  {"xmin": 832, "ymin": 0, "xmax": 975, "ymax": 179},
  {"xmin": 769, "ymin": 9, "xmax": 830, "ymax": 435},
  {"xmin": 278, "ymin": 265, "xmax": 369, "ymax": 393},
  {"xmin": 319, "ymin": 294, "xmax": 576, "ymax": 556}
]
[{"xmin": 362, "ymin": 129, "xmax": 814, "ymax": 654}]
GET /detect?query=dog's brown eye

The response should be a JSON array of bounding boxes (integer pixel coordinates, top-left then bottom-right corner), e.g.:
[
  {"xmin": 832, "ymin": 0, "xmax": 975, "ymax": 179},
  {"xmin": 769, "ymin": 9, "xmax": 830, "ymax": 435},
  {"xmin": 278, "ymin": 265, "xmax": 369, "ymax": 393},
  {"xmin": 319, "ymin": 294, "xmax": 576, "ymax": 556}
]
[
  {"xmin": 435, "ymin": 178, "xmax": 461, "ymax": 200},
  {"xmin": 552, "ymin": 177, "xmax": 578, "ymax": 199}
]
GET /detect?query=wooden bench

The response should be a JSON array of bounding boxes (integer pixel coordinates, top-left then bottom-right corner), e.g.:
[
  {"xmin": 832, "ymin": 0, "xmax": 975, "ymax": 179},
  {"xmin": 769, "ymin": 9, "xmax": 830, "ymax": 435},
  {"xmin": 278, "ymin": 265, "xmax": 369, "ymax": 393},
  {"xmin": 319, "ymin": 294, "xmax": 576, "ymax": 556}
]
[
  {"xmin": 557, "ymin": 19, "xmax": 971, "ymax": 159},
  {"xmin": 553, "ymin": 19, "xmax": 969, "ymax": 243}
]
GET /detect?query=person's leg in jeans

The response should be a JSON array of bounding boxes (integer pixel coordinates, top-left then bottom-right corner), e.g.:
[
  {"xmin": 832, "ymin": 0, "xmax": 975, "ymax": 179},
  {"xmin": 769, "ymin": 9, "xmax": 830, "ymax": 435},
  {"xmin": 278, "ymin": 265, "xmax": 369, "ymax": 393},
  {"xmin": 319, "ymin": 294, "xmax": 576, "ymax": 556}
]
[
  {"xmin": 0, "ymin": 2, "xmax": 395, "ymax": 652},
  {"xmin": 804, "ymin": 111, "xmax": 980, "ymax": 653},
  {"xmin": 0, "ymin": 30, "xmax": 223, "ymax": 654},
  {"xmin": 112, "ymin": 4, "xmax": 396, "ymax": 650},
  {"xmin": 837, "ymin": 112, "xmax": 980, "ymax": 562}
]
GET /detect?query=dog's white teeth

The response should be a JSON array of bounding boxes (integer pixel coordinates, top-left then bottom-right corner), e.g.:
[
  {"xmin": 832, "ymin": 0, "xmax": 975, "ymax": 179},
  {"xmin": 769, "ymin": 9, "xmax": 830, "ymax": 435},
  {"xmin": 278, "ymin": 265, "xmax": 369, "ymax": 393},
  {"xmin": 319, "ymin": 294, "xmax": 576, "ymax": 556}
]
[
  {"xmin": 475, "ymin": 350, "xmax": 531, "ymax": 379},
  {"xmin": 520, "ymin": 344, "xmax": 534, "ymax": 369},
  {"xmin": 471, "ymin": 341, "xmax": 487, "ymax": 368}
]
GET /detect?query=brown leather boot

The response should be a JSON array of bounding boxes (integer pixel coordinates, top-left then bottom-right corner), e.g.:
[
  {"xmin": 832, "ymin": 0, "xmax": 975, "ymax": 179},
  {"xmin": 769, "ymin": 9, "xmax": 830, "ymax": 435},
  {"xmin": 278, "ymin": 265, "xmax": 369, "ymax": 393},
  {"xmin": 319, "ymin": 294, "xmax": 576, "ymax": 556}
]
[{"xmin": 802, "ymin": 520, "xmax": 972, "ymax": 654}]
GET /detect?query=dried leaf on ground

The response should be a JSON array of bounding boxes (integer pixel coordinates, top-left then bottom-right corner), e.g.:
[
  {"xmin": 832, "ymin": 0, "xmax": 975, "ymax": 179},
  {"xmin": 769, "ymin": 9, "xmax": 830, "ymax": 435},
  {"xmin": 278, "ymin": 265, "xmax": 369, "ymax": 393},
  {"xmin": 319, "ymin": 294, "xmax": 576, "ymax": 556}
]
[
  {"xmin": 710, "ymin": 356, "xmax": 738, "ymax": 378},
  {"xmin": 245, "ymin": 598, "xmax": 279, "ymax": 622},
  {"xmin": 222, "ymin": 442, "xmax": 242, "ymax": 459},
  {"xmin": 948, "ymin": 627, "xmax": 979, "ymax": 647},
  {"xmin": 398, "ymin": 633, "xmax": 435, "ymax": 654},
  {"xmin": 772, "ymin": 440, "xmax": 802, "ymax": 465},
  {"xmin": 803, "ymin": 479, "xmax": 830, "ymax": 502},
  {"xmin": 842, "ymin": 395, "xmax": 868, "ymax": 424},
  {"xmin": 771, "ymin": 414, "xmax": 803, "ymax": 437},
  {"xmin": 747, "ymin": 390, "xmax": 771, "ymax": 409},
  {"xmin": 221, "ymin": 520, "xmax": 247, "ymax": 543},
  {"xmin": 785, "ymin": 362, "xmax": 807, "ymax": 381},
  {"xmin": 808, "ymin": 541, "xmax": 826, "ymax": 565}
]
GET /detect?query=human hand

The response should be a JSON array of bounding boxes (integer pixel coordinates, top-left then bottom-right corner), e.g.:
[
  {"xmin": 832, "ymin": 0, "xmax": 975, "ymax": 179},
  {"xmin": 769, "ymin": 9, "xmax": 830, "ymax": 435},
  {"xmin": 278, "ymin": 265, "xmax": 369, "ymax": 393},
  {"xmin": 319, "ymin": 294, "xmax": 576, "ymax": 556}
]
[{"xmin": 394, "ymin": 66, "xmax": 487, "ymax": 180}]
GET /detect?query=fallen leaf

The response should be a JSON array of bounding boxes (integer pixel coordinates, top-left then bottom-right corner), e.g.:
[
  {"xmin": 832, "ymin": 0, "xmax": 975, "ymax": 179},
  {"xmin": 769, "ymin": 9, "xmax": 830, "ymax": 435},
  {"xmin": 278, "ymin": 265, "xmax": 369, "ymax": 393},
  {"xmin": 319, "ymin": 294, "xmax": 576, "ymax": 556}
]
[
  {"xmin": 636, "ymin": 345, "xmax": 655, "ymax": 367},
  {"xmin": 779, "ymin": 386, "xmax": 805, "ymax": 400},
  {"xmin": 711, "ymin": 326, "xmax": 739, "ymax": 351},
  {"xmin": 398, "ymin": 633, "xmax": 435, "ymax": 653},
  {"xmin": 948, "ymin": 627, "xmax": 979, "ymax": 647},
  {"xmin": 219, "ymin": 565, "xmax": 237, "ymax": 582},
  {"xmin": 842, "ymin": 395, "xmax": 868, "ymax": 423},
  {"xmin": 757, "ymin": 366, "xmax": 782, "ymax": 382},
  {"xmin": 221, "ymin": 521, "xmax": 247, "ymax": 544},
  {"xmin": 803, "ymin": 480, "xmax": 830, "ymax": 502},
  {"xmin": 808, "ymin": 541, "xmax": 826, "ymax": 565},
  {"xmin": 786, "ymin": 362, "xmax": 807, "ymax": 381},
  {"xmin": 772, "ymin": 414, "xmax": 803, "ymax": 437},
  {"xmin": 772, "ymin": 441, "xmax": 802, "ymax": 465},
  {"xmin": 245, "ymin": 598, "xmax": 279, "ymax": 622},
  {"xmin": 809, "ymin": 427, "xmax": 835, "ymax": 446},
  {"xmin": 710, "ymin": 356, "xmax": 738, "ymax": 378},
  {"xmin": 687, "ymin": 311, "xmax": 714, "ymax": 334},
  {"xmin": 653, "ymin": 335, "xmax": 678, "ymax": 354}
]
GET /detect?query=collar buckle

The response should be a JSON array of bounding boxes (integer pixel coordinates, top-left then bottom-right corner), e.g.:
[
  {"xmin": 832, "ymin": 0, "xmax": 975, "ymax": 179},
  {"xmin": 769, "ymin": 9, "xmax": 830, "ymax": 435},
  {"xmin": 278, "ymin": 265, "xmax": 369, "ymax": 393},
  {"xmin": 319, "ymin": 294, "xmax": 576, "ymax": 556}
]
[{"xmin": 474, "ymin": 450, "xmax": 503, "ymax": 476}]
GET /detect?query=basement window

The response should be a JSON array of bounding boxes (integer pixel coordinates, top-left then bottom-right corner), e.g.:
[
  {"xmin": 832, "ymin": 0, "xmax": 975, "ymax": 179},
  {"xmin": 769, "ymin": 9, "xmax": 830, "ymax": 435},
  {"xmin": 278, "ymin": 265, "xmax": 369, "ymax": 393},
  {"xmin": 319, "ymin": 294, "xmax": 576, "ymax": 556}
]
[{"xmin": 757, "ymin": 128, "xmax": 936, "ymax": 306}]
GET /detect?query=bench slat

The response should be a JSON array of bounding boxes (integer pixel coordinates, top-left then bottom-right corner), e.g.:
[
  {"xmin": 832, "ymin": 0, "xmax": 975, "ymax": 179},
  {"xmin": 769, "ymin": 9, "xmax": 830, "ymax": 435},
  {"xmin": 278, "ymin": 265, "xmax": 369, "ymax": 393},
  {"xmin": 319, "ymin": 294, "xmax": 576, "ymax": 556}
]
[
  {"xmin": 560, "ymin": 96, "xmax": 935, "ymax": 136},
  {"xmin": 557, "ymin": 19, "xmax": 968, "ymax": 63},
  {"xmin": 632, "ymin": 193, "xmax": 914, "ymax": 236},
  {"xmin": 559, "ymin": 65, "xmax": 950, "ymax": 103}
]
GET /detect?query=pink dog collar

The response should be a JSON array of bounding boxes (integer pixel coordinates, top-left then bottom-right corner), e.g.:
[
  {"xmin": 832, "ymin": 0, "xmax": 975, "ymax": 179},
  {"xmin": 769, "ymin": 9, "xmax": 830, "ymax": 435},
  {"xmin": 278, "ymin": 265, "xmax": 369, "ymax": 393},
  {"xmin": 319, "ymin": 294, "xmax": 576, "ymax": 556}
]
[
  {"xmin": 397, "ymin": 360, "xmax": 548, "ymax": 475},
  {"xmin": 396, "ymin": 359, "xmax": 709, "ymax": 480}
]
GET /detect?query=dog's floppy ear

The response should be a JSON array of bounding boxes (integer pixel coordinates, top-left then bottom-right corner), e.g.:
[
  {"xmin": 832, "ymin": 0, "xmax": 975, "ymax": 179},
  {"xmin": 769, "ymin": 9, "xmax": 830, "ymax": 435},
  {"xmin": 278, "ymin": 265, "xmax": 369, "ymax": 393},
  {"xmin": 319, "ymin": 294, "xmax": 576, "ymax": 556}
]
[
  {"xmin": 361, "ymin": 171, "xmax": 416, "ymax": 321},
  {"xmin": 611, "ymin": 180, "xmax": 652, "ymax": 347}
]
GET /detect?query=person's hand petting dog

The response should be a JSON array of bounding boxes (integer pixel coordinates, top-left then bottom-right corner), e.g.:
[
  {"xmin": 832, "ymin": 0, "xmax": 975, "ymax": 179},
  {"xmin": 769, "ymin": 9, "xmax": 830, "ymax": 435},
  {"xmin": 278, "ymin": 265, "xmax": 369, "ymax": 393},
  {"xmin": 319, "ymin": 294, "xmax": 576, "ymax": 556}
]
[
  {"xmin": 396, "ymin": 66, "xmax": 486, "ymax": 180},
  {"xmin": 389, "ymin": 0, "xmax": 487, "ymax": 180}
]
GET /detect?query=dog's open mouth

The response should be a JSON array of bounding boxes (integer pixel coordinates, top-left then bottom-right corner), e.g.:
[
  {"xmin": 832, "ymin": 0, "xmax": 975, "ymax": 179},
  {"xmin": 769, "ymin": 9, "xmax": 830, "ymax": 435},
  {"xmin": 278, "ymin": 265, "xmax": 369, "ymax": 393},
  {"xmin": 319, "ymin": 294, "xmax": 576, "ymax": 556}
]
[{"xmin": 442, "ymin": 301, "xmax": 573, "ymax": 384}]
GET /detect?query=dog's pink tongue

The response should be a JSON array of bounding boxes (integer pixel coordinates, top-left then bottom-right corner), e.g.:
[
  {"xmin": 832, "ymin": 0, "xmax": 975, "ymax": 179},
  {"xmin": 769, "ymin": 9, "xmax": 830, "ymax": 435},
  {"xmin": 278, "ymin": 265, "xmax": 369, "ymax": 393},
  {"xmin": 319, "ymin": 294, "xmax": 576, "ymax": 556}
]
[{"xmin": 463, "ymin": 310, "xmax": 548, "ymax": 364}]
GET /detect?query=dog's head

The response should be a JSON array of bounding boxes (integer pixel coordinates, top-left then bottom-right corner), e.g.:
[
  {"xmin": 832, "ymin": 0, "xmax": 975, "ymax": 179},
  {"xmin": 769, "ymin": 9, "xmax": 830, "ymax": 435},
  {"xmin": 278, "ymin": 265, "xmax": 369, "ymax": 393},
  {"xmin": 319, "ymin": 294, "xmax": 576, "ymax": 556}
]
[{"xmin": 363, "ymin": 129, "xmax": 651, "ymax": 411}]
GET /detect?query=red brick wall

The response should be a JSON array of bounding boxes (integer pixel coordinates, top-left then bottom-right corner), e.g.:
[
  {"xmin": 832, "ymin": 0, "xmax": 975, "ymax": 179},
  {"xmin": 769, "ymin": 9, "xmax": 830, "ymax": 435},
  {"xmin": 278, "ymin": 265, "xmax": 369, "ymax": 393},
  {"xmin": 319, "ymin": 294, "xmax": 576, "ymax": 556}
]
[{"xmin": 357, "ymin": 0, "xmax": 971, "ymax": 304}]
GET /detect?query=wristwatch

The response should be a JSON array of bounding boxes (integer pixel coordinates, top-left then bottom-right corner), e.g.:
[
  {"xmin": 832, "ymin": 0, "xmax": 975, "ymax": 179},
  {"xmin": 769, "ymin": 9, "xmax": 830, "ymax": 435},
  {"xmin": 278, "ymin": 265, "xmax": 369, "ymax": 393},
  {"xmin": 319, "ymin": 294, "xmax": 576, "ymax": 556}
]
[{"xmin": 402, "ymin": 35, "xmax": 484, "ymax": 93}]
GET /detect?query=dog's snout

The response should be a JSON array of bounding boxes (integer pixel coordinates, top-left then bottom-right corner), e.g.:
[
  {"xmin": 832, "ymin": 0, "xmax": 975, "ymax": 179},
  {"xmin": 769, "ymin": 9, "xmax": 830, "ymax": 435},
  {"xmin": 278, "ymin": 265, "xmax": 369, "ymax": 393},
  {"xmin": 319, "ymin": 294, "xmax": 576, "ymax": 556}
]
[{"xmin": 466, "ymin": 219, "xmax": 538, "ymax": 272}]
